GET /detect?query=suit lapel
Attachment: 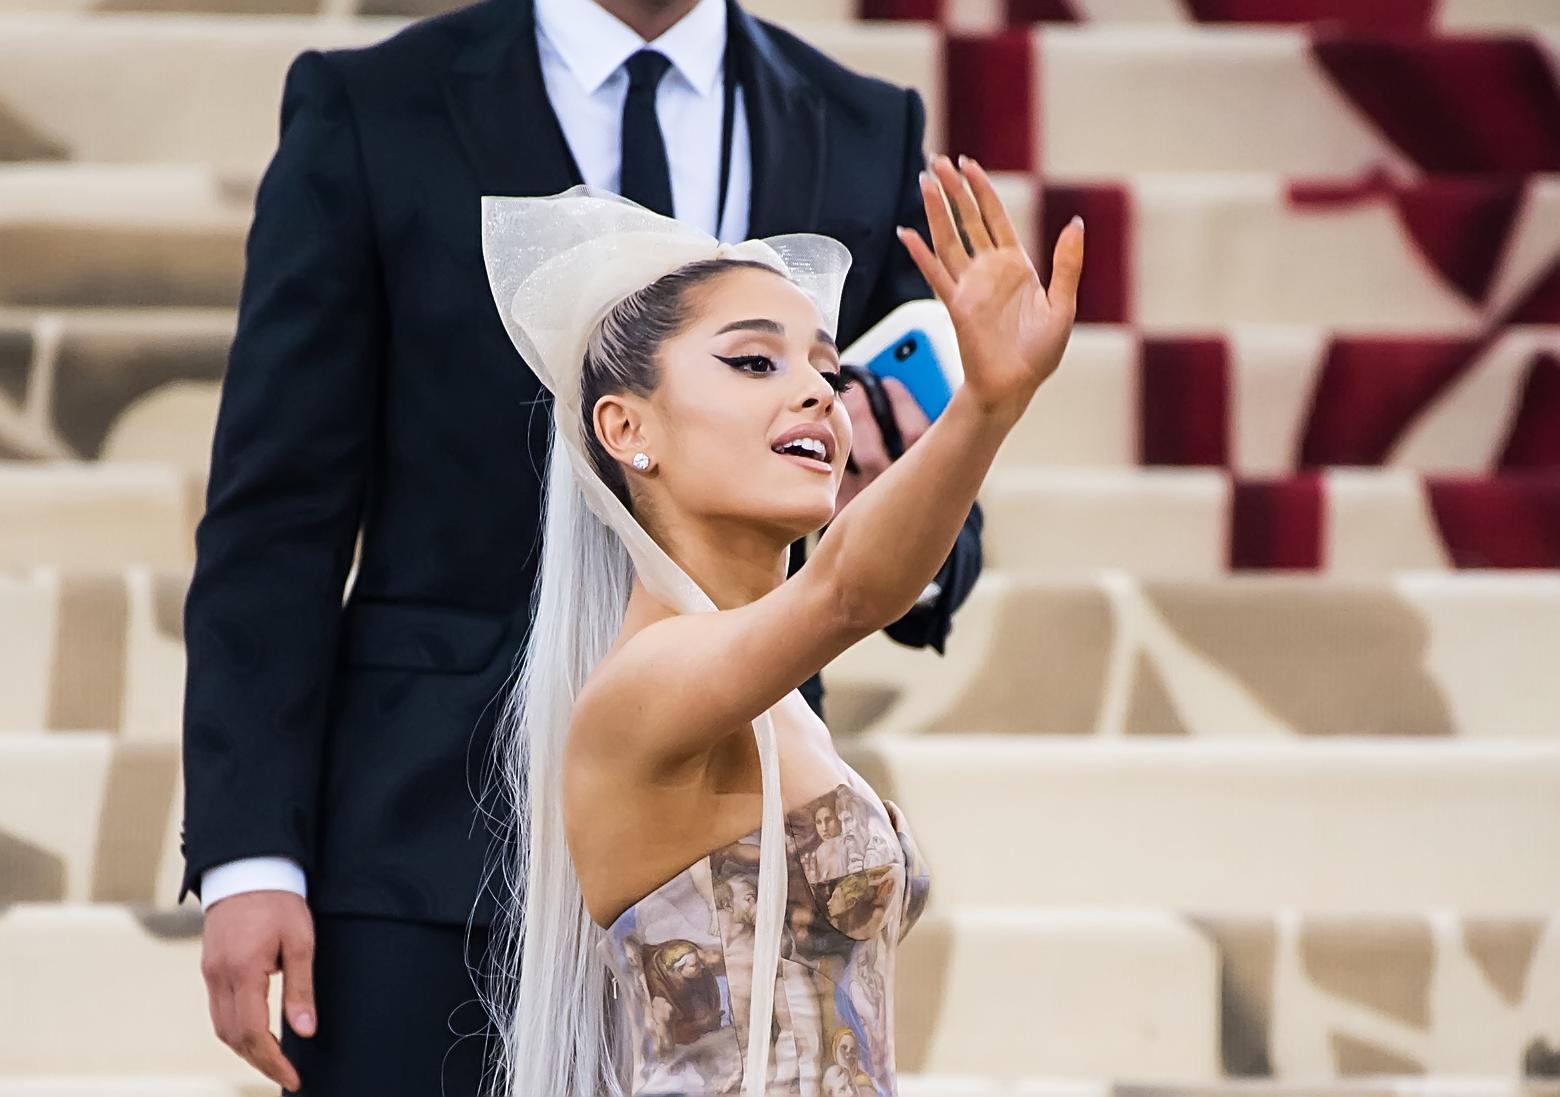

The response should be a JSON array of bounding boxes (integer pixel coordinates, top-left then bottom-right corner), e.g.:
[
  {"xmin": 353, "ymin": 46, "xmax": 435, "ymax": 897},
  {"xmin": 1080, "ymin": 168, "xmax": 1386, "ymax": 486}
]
[
  {"xmin": 443, "ymin": 0, "xmax": 584, "ymax": 198},
  {"xmin": 730, "ymin": 1, "xmax": 826, "ymax": 239}
]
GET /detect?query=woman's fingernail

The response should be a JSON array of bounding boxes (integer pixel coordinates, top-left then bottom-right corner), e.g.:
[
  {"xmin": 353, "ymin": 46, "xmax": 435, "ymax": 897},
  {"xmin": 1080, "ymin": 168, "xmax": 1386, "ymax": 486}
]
[
  {"xmin": 918, "ymin": 170, "xmax": 930, "ymax": 186},
  {"xmin": 1070, "ymin": 215, "xmax": 1085, "ymax": 232}
]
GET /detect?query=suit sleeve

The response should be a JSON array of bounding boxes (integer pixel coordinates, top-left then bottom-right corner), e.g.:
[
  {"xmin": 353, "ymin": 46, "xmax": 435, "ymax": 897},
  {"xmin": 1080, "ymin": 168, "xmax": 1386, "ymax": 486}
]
[
  {"xmin": 178, "ymin": 49, "xmax": 385, "ymax": 904},
  {"xmin": 867, "ymin": 87, "xmax": 985, "ymax": 656}
]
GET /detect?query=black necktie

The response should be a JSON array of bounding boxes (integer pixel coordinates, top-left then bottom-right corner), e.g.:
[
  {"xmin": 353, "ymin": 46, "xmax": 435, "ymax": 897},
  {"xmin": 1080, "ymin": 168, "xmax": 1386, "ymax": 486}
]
[{"xmin": 619, "ymin": 50, "xmax": 675, "ymax": 217}]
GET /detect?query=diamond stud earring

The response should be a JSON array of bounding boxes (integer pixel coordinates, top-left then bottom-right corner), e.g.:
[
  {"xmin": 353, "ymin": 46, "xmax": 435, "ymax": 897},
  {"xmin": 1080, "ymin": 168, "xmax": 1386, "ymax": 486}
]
[{"xmin": 632, "ymin": 452, "xmax": 651, "ymax": 471}]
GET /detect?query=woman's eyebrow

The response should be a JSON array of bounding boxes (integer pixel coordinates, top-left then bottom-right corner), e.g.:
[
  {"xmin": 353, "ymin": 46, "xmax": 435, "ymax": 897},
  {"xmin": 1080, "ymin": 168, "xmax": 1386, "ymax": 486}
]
[
  {"xmin": 714, "ymin": 318, "xmax": 784, "ymax": 337},
  {"xmin": 714, "ymin": 318, "xmax": 837, "ymax": 356}
]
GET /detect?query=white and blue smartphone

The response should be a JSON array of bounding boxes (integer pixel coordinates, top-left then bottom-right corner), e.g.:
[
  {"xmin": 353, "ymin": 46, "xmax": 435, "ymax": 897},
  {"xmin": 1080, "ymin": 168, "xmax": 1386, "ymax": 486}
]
[
  {"xmin": 839, "ymin": 299, "xmax": 963, "ymax": 422},
  {"xmin": 862, "ymin": 329, "xmax": 952, "ymax": 420}
]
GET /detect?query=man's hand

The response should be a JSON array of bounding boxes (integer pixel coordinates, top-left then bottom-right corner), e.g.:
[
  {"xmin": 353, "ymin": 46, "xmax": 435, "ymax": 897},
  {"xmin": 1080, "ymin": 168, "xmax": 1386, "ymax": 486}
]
[
  {"xmin": 835, "ymin": 374, "xmax": 931, "ymax": 515},
  {"xmin": 200, "ymin": 890, "xmax": 316, "ymax": 1092}
]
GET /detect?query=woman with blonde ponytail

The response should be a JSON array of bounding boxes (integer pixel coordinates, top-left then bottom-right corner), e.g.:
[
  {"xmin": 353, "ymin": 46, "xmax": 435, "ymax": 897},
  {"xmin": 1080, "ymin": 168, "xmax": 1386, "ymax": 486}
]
[{"xmin": 475, "ymin": 152, "xmax": 1083, "ymax": 1097}]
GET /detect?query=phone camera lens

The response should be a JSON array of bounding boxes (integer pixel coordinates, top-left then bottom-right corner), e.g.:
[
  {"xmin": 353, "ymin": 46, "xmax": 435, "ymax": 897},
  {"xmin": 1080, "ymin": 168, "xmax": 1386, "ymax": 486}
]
[{"xmin": 895, "ymin": 338, "xmax": 916, "ymax": 361}]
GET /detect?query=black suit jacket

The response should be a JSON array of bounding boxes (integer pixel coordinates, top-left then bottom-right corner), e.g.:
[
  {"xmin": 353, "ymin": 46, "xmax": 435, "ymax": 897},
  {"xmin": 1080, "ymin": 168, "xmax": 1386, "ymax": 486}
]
[{"xmin": 179, "ymin": 0, "xmax": 984, "ymax": 925}]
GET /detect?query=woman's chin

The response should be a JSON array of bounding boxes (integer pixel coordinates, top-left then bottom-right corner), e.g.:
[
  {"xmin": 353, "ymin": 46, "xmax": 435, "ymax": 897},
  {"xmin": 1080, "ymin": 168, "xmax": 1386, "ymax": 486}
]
[{"xmin": 760, "ymin": 491, "xmax": 838, "ymax": 539}]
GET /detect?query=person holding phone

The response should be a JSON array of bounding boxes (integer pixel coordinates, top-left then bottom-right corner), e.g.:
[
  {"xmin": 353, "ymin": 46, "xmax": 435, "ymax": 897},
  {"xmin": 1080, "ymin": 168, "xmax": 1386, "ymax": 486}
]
[{"xmin": 181, "ymin": 0, "xmax": 984, "ymax": 1093}]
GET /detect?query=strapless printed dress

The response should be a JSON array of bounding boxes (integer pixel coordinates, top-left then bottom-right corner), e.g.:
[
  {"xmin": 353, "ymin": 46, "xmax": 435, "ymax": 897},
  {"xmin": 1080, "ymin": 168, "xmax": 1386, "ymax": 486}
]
[{"xmin": 599, "ymin": 777, "xmax": 932, "ymax": 1096}]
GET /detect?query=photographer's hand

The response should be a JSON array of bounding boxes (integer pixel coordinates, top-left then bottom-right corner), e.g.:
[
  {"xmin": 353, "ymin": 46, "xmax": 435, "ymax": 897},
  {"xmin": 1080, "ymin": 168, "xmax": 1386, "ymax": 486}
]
[{"xmin": 835, "ymin": 376, "xmax": 929, "ymax": 515}]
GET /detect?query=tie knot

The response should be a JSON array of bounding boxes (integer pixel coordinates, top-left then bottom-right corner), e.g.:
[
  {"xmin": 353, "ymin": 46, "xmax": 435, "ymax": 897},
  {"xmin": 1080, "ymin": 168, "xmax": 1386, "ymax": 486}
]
[{"xmin": 625, "ymin": 49, "xmax": 672, "ymax": 93}]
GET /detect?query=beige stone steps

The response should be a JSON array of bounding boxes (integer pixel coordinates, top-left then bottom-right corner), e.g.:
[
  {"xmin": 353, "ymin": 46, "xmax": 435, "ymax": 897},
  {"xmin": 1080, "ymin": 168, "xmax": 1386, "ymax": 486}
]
[
  {"xmin": 1, "ymin": 904, "xmax": 1554, "ymax": 1080},
  {"xmin": 827, "ymin": 572, "xmax": 1560, "ymax": 739},
  {"xmin": 9, "ymin": 161, "xmax": 1558, "ymax": 333},
  {"xmin": 0, "ymin": 568, "xmax": 188, "ymax": 739},
  {"xmin": 0, "ymin": 905, "xmax": 253, "ymax": 1078},
  {"xmin": 0, "ymin": 1082, "xmax": 271, "ymax": 1097},
  {"xmin": 8, "ymin": 568, "xmax": 1560, "ymax": 739},
  {"xmin": 0, "ymin": 15, "xmax": 939, "ymax": 171},
  {"xmin": 0, "ymin": 306, "xmax": 231, "ymax": 467},
  {"xmin": 840, "ymin": 736, "xmax": 1560, "ymax": 913},
  {"xmin": 5, "ymin": 18, "xmax": 1554, "ymax": 179},
  {"xmin": 0, "ymin": 0, "xmax": 1552, "ymax": 31},
  {"xmin": 7, "ymin": 729, "xmax": 1560, "ymax": 914},
  {"xmin": 0, "ymin": 465, "xmax": 198, "ymax": 568},
  {"xmin": 0, "ymin": 903, "xmax": 1216, "ymax": 1079},
  {"xmin": 7, "ymin": 307, "xmax": 1553, "ymax": 473},
  {"xmin": 0, "ymin": 735, "xmax": 185, "ymax": 905},
  {"xmin": 997, "ymin": 326, "xmax": 1560, "ymax": 475},
  {"xmin": 0, "ymin": 1081, "xmax": 1553, "ymax": 1097},
  {"xmin": 979, "ymin": 468, "xmax": 1560, "ymax": 578}
]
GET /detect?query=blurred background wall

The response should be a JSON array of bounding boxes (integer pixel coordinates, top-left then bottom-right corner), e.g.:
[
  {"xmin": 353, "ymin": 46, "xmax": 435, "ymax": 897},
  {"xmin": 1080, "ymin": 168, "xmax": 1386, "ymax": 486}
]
[{"xmin": 1, "ymin": 0, "xmax": 1558, "ymax": 1092}]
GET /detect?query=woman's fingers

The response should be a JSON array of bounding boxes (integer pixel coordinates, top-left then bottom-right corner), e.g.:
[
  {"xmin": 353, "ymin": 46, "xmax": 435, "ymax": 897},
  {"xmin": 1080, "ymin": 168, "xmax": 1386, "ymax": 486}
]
[
  {"xmin": 913, "ymin": 150, "xmax": 1066, "ymax": 324},
  {"xmin": 1046, "ymin": 215, "xmax": 1086, "ymax": 320},
  {"xmin": 896, "ymin": 225, "xmax": 957, "ymax": 303},
  {"xmin": 931, "ymin": 155, "xmax": 993, "ymax": 254},
  {"xmin": 918, "ymin": 170, "xmax": 969, "ymax": 278},
  {"xmin": 958, "ymin": 155, "xmax": 1020, "ymax": 251}
]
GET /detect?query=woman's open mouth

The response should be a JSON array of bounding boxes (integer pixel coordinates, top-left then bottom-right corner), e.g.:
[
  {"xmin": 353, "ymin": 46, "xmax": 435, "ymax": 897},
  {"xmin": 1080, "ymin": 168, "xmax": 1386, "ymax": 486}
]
[
  {"xmin": 774, "ymin": 450, "xmax": 833, "ymax": 473},
  {"xmin": 770, "ymin": 427, "xmax": 835, "ymax": 474}
]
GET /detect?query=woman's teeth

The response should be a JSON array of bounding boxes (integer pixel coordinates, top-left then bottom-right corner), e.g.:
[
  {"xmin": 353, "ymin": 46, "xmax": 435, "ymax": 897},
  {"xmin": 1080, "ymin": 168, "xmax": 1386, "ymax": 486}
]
[{"xmin": 775, "ymin": 438, "xmax": 827, "ymax": 460}]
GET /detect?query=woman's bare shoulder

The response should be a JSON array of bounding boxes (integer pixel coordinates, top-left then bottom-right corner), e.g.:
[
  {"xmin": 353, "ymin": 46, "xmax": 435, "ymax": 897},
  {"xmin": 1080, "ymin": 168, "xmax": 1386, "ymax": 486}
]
[{"xmin": 568, "ymin": 614, "xmax": 691, "ymax": 764}]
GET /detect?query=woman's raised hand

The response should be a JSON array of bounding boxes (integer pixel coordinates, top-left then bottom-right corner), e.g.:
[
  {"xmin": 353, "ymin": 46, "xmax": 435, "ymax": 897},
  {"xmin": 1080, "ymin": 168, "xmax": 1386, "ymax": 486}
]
[{"xmin": 896, "ymin": 154, "xmax": 1084, "ymax": 419}]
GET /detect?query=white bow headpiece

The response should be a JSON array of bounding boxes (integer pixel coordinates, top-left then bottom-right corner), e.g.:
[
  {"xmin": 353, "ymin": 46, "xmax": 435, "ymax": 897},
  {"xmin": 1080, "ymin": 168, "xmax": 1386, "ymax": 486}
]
[{"xmin": 480, "ymin": 183, "xmax": 853, "ymax": 614}]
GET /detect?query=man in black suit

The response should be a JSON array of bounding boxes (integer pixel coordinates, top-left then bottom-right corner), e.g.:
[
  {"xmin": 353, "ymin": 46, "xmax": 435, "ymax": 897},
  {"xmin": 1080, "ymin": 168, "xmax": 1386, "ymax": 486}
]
[{"xmin": 181, "ymin": 0, "xmax": 983, "ymax": 1092}]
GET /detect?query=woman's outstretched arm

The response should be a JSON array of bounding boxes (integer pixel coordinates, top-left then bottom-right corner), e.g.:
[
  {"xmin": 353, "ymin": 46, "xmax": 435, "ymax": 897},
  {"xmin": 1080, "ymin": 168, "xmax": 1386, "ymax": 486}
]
[
  {"xmin": 573, "ymin": 154, "xmax": 1083, "ymax": 770},
  {"xmin": 818, "ymin": 153, "xmax": 1083, "ymax": 631}
]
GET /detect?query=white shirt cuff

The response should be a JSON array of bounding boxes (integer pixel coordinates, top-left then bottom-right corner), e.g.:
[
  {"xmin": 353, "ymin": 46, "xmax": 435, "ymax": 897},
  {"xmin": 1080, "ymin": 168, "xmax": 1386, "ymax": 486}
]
[{"xmin": 200, "ymin": 857, "xmax": 308, "ymax": 912}]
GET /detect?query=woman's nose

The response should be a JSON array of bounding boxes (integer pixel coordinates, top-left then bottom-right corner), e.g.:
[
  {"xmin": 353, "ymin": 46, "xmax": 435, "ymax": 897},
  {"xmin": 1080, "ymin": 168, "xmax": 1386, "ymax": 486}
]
[{"xmin": 797, "ymin": 371, "xmax": 836, "ymax": 409}]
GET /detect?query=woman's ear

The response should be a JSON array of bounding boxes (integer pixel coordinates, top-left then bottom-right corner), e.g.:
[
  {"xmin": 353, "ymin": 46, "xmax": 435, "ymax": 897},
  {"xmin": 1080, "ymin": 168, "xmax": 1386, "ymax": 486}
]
[{"xmin": 592, "ymin": 393, "xmax": 651, "ymax": 469}]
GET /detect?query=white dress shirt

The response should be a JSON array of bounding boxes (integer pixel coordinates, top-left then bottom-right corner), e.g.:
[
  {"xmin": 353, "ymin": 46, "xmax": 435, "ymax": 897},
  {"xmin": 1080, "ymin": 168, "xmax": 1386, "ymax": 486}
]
[
  {"xmin": 535, "ymin": 0, "xmax": 751, "ymax": 242},
  {"xmin": 198, "ymin": 0, "xmax": 751, "ymax": 911}
]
